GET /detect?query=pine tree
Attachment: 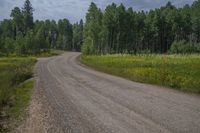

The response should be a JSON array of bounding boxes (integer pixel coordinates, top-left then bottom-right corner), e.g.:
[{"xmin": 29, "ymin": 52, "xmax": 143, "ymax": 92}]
[{"xmin": 22, "ymin": 0, "xmax": 34, "ymax": 32}]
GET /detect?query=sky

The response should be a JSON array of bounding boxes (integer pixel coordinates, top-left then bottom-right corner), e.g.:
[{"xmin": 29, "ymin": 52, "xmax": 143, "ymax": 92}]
[{"xmin": 0, "ymin": 0, "xmax": 196, "ymax": 23}]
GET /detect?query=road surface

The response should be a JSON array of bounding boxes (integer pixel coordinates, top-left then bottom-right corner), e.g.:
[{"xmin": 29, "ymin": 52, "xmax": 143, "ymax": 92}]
[{"xmin": 16, "ymin": 52, "xmax": 200, "ymax": 133}]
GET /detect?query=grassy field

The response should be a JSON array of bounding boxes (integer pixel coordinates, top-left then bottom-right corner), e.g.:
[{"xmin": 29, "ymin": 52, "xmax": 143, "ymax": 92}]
[
  {"xmin": 0, "ymin": 57, "xmax": 36, "ymax": 132},
  {"xmin": 81, "ymin": 54, "xmax": 200, "ymax": 93}
]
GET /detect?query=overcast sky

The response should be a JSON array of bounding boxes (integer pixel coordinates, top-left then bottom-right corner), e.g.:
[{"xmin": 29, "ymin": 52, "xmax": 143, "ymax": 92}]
[{"xmin": 0, "ymin": 0, "xmax": 196, "ymax": 23}]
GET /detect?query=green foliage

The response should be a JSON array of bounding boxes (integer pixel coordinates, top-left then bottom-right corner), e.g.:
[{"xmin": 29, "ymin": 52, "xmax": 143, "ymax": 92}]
[
  {"xmin": 0, "ymin": 57, "xmax": 36, "ymax": 131},
  {"xmin": 57, "ymin": 19, "xmax": 73, "ymax": 50},
  {"xmin": 56, "ymin": 35, "xmax": 63, "ymax": 49},
  {"xmin": 4, "ymin": 38, "xmax": 15, "ymax": 54},
  {"xmin": 10, "ymin": 7, "xmax": 24, "ymax": 34},
  {"xmin": 9, "ymin": 81, "xmax": 33, "ymax": 118},
  {"xmin": 81, "ymin": 37, "xmax": 95, "ymax": 55},
  {"xmin": 0, "ymin": 57, "xmax": 36, "ymax": 107},
  {"xmin": 82, "ymin": 1, "xmax": 200, "ymax": 55},
  {"xmin": 73, "ymin": 19, "xmax": 83, "ymax": 51},
  {"xmin": 22, "ymin": 0, "xmax": 34, "ymax": 32},
  {"xmin": 0, "ymin": 57, "xmax": 36, "ymax": 132},
  {"xmin": 0, "ymin": 81, "xmax": 34, "ymax": 132},
  {"xmin": 2, "ymin": 0, "xmax": 200, "ymax": 56},
  {"xmin": 84, "ymin": 2, "xmax": 102, "ymax": 54},
  {"xmin": 81, "ymin": 55, "xmax": 200, "ymax": 93},
  {"xmin": 0, "ymin": 0, "xmax": 75, "ymax": 56},
  {"xmin": 35, "ymin": 25, "xmax": 49, "ymax": 51},
  {"xmin": 15, "ymin": 31, "xmax": 38, "ymax": 55},
  {"xmin": 0, "ymin": 19, "xmax": 13, "ymax": 39},
  {"xmin": 170, "ymin": 40, "xmax": 200, "ymax": 54},
  {"xmin": 15, "ymin": 33, "xmax": 26, "ymax": 55}
]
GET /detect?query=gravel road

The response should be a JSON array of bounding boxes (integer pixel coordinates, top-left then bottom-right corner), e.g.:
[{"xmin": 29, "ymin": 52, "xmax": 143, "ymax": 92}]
[{"xmin": 15, "ymin": 52, "xmax": 200, "ymax": 133}]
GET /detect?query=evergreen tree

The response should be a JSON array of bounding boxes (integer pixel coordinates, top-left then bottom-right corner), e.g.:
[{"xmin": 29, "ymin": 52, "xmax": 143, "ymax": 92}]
[
  {"xmin": 10, "ymin": 7, "xmax": 24, "ymax": 36},
  {"xmin": 22, "ymin": 0, "xmax": 34, "ymax": 32},
  {"xmin": 35, "ymin": 25, "xmax": 48, "ymax": 52},
  {"xmin": 83, "ymin": 2, "xmax": 103, "ymax": 54},
  {"xmin": 1, "ymin": 0, "xmax": 200, "ymax": 55}
]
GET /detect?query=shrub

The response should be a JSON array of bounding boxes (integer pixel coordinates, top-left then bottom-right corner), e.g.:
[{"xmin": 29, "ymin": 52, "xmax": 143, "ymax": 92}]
[
  {"xmin": 0, "ymin": 58, "xmax": 36, "ymax": 110},
  {"xmin": 170, "ymin": 40, "xmax": 199, "ymax": 54},
  {"xmin": 0, "ymin": 57, "xmax": 36, "ymax": 131}
]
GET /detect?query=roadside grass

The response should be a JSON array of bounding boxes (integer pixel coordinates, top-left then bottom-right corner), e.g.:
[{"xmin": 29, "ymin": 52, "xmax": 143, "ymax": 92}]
[
  {"xmin": 3, "ymin": 49, "xmax": 64, "ymax": 58},
  {"xmin": 80, "ymin": 54, "xmax": 200, "ymax": 94},
  {"xmin": 0, "ymin": 50, "xmax": 63, "ymax": 132},
  {"xmin": 4, "ymin": 81, "xmax": 33, "ymax": 132},
  {"xmin": 34, "ymin": 49, "xmax": 64, "ymax": 57},
  {"xmin": 8, "ymin": 81, "xmax": 33, "ymax": 119},
  {"xmin": 0, "ymin": 57, "xmax": 36, "ymax": 132}
]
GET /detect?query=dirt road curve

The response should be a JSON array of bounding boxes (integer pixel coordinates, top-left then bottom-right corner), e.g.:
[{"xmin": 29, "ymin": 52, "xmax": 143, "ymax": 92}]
[{"xmin": 16, "ymin": 52, "xmax": 200, "ymax": 133}]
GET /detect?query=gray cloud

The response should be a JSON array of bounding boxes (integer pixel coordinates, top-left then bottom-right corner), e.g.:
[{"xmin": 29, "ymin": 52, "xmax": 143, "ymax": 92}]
[{"xmin": 0, "ymin": 0, "xmax": 195, "ymax": 23}]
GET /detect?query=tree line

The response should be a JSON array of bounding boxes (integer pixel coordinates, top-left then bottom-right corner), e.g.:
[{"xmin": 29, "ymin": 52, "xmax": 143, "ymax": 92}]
[
  {"xmin": 1, "ymin": 0, "xmax": 200, "ymax": 56},
  {"xmin": 82, "ymin": 1, "xmax": 200, "ymax": 54},
  {"xmin": 0, "ymin": 0, "xmax": 83, "ymax": 55}
]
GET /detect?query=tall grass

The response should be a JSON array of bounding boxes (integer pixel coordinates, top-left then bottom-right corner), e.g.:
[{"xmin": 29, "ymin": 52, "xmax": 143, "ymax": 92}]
[
  {"xmin": 81, "ymin": 54, "xmax": 200, "ymax": 93},
  {"xmin": 0, "ymin": 57, "xmax": 36, "ymax": 131}
]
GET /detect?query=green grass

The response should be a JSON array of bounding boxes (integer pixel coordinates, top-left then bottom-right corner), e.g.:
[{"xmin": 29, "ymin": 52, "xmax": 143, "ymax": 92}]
[
  {"xmin": 8, "ymin": 81, "xmax": 33, "ymax": 118},
  {"xmin": 0, "ymin": 57, "xmax": 36, "ymax": 132},
  {"xmin": 34, "ymin": 49, "xmax": 65, "ymax": 57},
  {"xmin": 80, "ymin": 54, "xmax": 200, "ymax": 93},
  {"xmin": 0, "ymin": 50, "xmax": 63, "ymax": 132},
  {"xmin": 5, "ymin": 81, "xmax": 33, "ymax": 132},
  {"xmin": 2, "ymin": 49, "xmax": 64, "ymax": 58}
]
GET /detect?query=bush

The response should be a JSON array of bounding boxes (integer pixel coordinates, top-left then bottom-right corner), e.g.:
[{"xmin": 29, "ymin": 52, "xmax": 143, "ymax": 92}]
[
  {"xmin": 0, "ymin": 58, "xmax": 36, "ymax": 110},
  {"xmin": 170, "ymin": 40, "xmax": 199, "ymax": 54},
  {"xmin": 0, "ymin": 57, "xmax": 37, "ymax": 131}
]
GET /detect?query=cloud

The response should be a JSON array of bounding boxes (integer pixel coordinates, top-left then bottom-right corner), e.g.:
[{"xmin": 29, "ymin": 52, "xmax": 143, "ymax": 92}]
[{"xmin": 0, "ymin": 0, "xmax": 196, "ymax": 23}]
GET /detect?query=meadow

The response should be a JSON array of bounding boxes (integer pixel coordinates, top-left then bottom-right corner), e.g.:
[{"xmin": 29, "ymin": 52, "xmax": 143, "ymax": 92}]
[
  {"xmin": 81, "ymin": 54, "xmax": 200, "ymax": 93},
  {"xmin": 0, "ymin": 57, "xmax": 36, "ymax": 131}
]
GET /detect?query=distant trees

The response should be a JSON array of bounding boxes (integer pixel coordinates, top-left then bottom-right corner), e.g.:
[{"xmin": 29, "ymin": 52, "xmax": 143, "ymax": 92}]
[
  {"xmin": 22, "ymin": 0, "xmax": 34, "ymax": 32},
  {"xmin": 57, "ymin": 19, "xmax": 73, "ymax": 50},
  {"xmin": 1, "ymin": 0, "xmax": 200, "ymax": 56},
  {"xmin": 0, "ymin": 0, "xmax": 74, "ymax": 55},
  {"xmin": 82, "ymin": 1, "xmax": 200, "ymax": 55},
  {"xmin": 83, "ymin": 2, "xmax": 103, "ymax": 54},
  {"xmin": 10, "ymin": 7, "xmax": 24, "ymax": 36},
  {"xmin": 73, "ymin": 19, "xmax": 83, "ymax": 51},
  {"xmin": 170, "ymin": 40, "xmax": 200, "ymax": 54}
]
